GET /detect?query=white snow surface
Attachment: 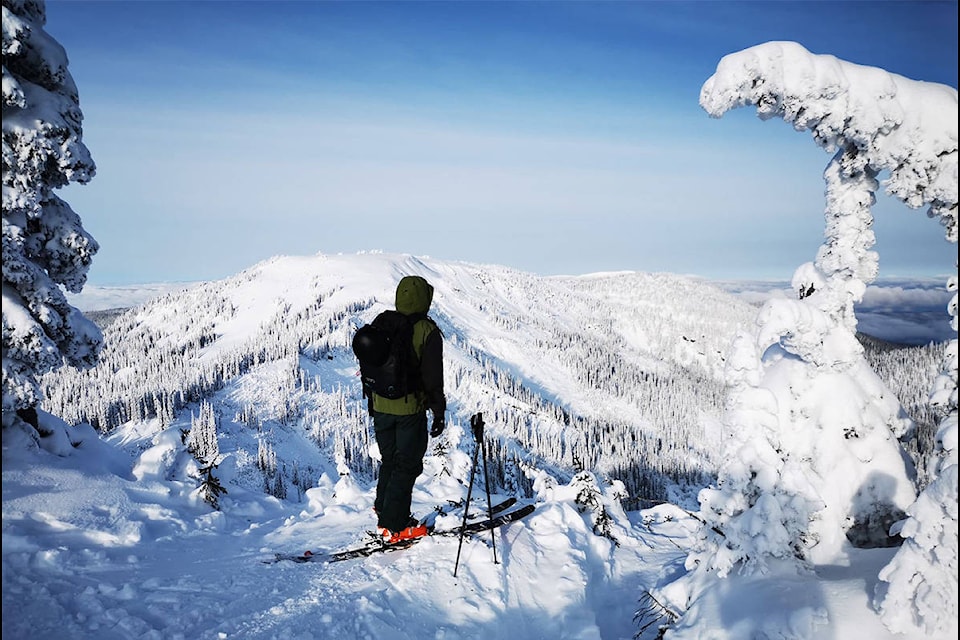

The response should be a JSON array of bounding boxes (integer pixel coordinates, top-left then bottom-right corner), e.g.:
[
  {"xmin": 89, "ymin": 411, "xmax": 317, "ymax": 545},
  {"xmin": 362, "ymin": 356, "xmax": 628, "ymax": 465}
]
[{"xmin": 2, "ymin": 410, "xmax": 949, "ymax": 640}]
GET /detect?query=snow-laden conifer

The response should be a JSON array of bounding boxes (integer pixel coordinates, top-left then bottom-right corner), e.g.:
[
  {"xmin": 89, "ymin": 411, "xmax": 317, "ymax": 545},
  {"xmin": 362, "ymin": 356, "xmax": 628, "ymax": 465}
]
[
  {"xmin": 874, "ymin": 276, "xmax": 958, "ymax": 634},
  {"xmin": 2, "ymin": 0, "xmax": 101, "ymax": 440},
  {"xmin": 188, "ymin": 401, "xmax": 220, "ymax": 464}
]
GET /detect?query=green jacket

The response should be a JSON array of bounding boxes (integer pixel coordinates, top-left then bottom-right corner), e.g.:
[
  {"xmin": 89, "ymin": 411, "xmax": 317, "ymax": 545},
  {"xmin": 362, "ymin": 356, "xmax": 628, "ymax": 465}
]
[{"xmin": 372, "ymin": 275, "xmax": 446, "ymax": 418}]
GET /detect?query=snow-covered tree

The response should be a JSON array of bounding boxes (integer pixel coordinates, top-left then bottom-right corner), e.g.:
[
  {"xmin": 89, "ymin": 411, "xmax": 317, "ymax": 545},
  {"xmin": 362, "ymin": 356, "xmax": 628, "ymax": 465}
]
[
  {"xmin": 197, "ymin": 462, "xmax": 227, "ymax": 510},
  {"xmin": 571, "ymin": 470, "xmax": 624, "ymax": 546},
  {"xmin": 185, "ymin": 401, "xmax": 224, "ymax": 509},
  {"xmin": 188, "ymin": 401, "xmax": 220, "ymax": 464},
  {"xmin": 875, "ymin": 277, "xmax": 958, "ymax": 635},
  {"xmin": 682, "ymin": 41, "xmax": 956, "ymax": 635},
  {"xmin": 272, "ymin": 467, "xmax": 288, "ymax": 500},
  {"xmin": 2, "ymin": 0, "xmax": 101, "ymax": 440}
]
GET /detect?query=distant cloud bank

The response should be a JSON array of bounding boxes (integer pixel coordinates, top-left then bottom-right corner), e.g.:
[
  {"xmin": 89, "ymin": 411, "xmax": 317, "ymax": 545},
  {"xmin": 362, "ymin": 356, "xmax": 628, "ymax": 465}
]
[
  {"xmin": 716, "ymin": 277, "xmax": 954, "ymax": 346},
  {"xmin": 67, "ymin": 283, "xmax": 200, "ymax": 312}
]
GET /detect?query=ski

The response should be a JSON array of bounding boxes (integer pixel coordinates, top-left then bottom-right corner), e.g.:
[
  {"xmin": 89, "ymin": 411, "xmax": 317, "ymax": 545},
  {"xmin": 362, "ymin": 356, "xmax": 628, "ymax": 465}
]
[
  {"xmin": 434, "ymin": 503, "xmax": 534, "ymax": 538},
  {"xmin": 325, "ymin": 504, "xmax": 535, "ymax": 562},
  {"xmin": 265, "ymin": 498, "xmax": 517, "ymax": 564},
  {"xmin": 447, "ymin": 496, "xmax": 516, "ymax": 520},
  {"xmin": 266, "ymin": 501, "xmax": 533, "ymax": 564}
]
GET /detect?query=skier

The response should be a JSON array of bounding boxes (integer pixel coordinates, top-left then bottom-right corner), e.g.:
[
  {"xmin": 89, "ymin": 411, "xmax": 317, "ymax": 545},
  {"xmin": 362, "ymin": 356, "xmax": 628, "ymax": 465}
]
[{"xmin": 366, "ymin": 275, "xmax": 446, "ymax": 543}]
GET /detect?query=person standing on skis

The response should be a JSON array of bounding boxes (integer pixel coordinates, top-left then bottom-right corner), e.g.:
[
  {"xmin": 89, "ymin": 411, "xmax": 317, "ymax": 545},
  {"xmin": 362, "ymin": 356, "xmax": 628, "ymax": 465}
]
[{"xmin": 355, "ymin": 275, "xmax": 446, "ymax": 543}]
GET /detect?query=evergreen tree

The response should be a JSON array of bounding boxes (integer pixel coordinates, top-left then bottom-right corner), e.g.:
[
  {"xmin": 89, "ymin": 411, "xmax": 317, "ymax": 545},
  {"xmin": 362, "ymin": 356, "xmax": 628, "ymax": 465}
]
[
  {"xmin": 272, "ymin": 468, "xmax": 287, "ymax": 500},
  {"xmin": 571, "ymin": 470, "xmax": 620, "ymax": 546},
  {"xmin": 188, "ymin": 401, "xmax": 219, "ymax": 464},
  {"xmin": 875, "ymin": 303, "xmax": 959, "ymax": 634},
  {"xmin": 197, "ymin": 462, "xmax": 227, "ymax": 510},
  {"xmin": 2, "ymin": 0, "xmax": 102, "ymax": 438}
]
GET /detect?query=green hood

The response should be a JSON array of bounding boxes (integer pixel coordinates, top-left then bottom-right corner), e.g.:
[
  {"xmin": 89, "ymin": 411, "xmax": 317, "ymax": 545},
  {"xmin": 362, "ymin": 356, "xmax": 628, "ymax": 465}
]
[{"xmin": 395, "ymin": 275, "xmax": 433, "ymax": 315}]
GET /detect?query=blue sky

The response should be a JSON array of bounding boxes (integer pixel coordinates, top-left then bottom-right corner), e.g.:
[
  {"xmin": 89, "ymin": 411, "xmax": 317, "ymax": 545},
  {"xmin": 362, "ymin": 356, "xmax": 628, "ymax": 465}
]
[{"xmin": 45, "ymin": 0, "xmax": 958, "ymax": 285}]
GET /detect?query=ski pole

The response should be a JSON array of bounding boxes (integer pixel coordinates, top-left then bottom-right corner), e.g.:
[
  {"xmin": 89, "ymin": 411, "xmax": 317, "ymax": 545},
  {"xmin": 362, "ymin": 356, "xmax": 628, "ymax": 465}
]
[
  {"xmin": 453, "ymin": 413, "xmax": 482, "ymax": 577},
  {"xmin": 477, "ymin": 414, "xmax": 498, "ymax": 565}
]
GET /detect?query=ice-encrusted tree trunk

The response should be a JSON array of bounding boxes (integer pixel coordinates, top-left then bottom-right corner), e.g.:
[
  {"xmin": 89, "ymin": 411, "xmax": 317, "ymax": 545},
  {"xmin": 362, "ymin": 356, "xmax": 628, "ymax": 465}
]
[
  {"xmin": 679, "ymin": 41, "xmax": 956, "ymax": 636},
  {"xmin": 2, "ymin": 0, "xmax": 102, "ymax": 443}
]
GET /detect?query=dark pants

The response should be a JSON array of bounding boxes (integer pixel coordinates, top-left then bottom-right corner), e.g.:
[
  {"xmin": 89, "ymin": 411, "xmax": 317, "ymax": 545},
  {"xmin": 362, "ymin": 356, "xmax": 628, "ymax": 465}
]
[{"xmin": 373, "ymin": 411, "xmax": 428, "ymax": 532}]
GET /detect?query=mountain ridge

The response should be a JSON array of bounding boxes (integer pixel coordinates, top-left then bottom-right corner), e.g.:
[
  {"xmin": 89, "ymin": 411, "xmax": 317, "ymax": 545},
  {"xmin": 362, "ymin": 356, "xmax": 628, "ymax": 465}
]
[
  {"xmin": 43, "ymin": 251, "xmax": 950, "ymax": 510},
  {"xmin": 44, "ymin": 251, "xmax": 760, "ymax": 507}
]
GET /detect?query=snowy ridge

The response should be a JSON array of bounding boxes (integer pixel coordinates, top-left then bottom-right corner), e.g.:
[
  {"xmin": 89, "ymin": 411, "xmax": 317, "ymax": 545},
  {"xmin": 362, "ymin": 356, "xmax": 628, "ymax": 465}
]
[{"xmin": 42, "ymin": 251, "xmax": 756, "ymax": 507}]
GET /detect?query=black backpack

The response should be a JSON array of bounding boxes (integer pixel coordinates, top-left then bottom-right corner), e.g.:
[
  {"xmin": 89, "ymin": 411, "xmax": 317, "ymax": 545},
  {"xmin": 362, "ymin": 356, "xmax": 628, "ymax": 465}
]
[{"xmin": 352, "ymin": 310, "xmax": 426, "ymax": 400}]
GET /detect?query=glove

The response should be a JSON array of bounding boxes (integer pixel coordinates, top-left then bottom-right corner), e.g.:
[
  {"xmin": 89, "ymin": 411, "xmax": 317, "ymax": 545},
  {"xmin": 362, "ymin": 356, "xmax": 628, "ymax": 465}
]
[{"xmin": 429, "ymin": 417, "xmax": 445, "ymax": 438}]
